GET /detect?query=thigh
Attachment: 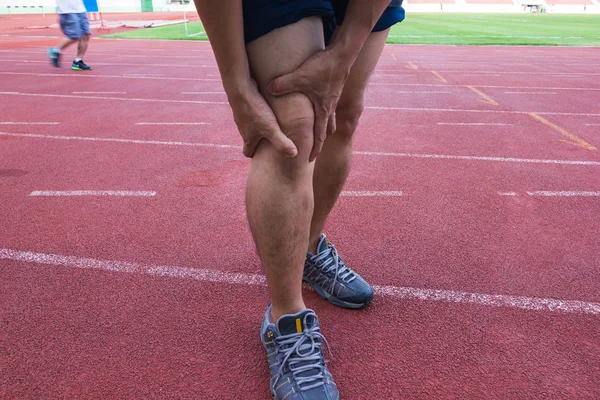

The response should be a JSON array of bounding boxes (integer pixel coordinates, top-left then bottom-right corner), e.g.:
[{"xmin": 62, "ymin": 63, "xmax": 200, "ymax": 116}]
[
  {"xmin": 336, "ymin": 29, "xmax": 389, "ymax": 113},
  {"xmin": 246, "ymin": 17, "xmax": 325, "ymax": 155}
]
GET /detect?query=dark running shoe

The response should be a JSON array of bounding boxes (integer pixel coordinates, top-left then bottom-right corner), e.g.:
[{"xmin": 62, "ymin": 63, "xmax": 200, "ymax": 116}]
[
  {"xmin": 72, "ymin": 60, "xmax": 92, "ymax": 71},
  {"xmin": 304, "ymin": 234, "xmax": 374, "ymax": 309},
  {"xmin": 48, "ymin": 48, "xmax": 61, "ymax": 68},
  {"xmin": 261, "ymin": 305, "xmax": 339, "ymax": 400}
]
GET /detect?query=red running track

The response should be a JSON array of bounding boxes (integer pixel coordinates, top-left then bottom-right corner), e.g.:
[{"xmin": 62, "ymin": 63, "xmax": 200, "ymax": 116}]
[{"xmin": 1, "ymin": 24, "xmax": 600, "ymax": 399}]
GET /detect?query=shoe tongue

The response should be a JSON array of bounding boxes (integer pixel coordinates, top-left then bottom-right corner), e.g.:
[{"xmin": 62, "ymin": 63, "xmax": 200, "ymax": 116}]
[
  {"xmin": 317, "ymin": 235, "xmax": 329, "ymax": 254},
  {"xmin": 277, "ymin": 309, "xmax": 317, "ymax": 335}
]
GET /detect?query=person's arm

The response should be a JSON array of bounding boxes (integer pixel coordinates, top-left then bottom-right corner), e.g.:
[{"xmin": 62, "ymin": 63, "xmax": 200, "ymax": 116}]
[
  {"xmin": 268, "ymin": 0, "xmax": 391, "ymax": 161},
  {"xmin": 193, "ymin": 0, "xmax": 298, "ymax": 158}
]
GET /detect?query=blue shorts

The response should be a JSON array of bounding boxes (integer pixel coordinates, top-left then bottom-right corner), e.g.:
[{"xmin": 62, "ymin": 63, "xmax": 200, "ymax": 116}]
[
  {"xmin": 59, "ymin": 13, "xmax": 91, "ymax": 40},
  {"xmin": 243, "ymin": 0, "xmax": 405, "ymax": 44}
]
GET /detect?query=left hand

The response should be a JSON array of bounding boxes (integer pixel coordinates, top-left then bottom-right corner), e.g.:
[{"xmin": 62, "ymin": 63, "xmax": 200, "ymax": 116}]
[{"xmin": 267, "ymin": 48, "xmax": 350, "ymax": 162}]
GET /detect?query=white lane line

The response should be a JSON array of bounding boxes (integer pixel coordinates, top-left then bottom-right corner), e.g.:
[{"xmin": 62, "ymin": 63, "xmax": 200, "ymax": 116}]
[
  {"xmin": 498, "ymin": 192, "xmax": 518, "ymax": 196},
  {"xmin": 437, "ymin": 123, "xmax": 512, "ymax": 126},
  {"xmin": 353, "ymin": 150, "xmax": 600, "ymax": 166},
  {"xmin": 3, "ymin": 132, "xmax": 600, "ymax": 166},
  {"xmin": 397, "ymin": 91, "xmax": 452, "ymax": 94},
  {"xmin": 73, "ymin": 91, "xmax": 127, "ymax": 94},
  {"xmin": 504, "ymin": 92, "xmax": 558, "ymax": 95},
  {"xmin": 0, "ymin": 59, "xmax": 217, "ymax": 69},
  {"xmin": 341, "ymin": 191, "xmax": 403, "ymax": 197},
  {"xmin": 1, "ymin": 248, "xmax": 598, "ymax": 315},
  {"xmin": 182, "ymin": 91, "xmax": 226, "ymax": 94},
  {"xmin": 527, "ymin": 191, "xmax": 600, "ymax": 197},
  {"xmin": 366, "ymin": 105, "xmax": 600, "ymax": 118},
  {"xmin": 0, "ymin": 91, "xmax": 597, "ymax": 118},
  {"xmin": 135, "ymin": 122, "xmax": 211, "ymax": 126},
  {"xmin": 0, "ymin": 122, "xmax": 59, "ymax": 125},
  {"xmin": 585, "ymin": 124, "xmax": 600, "ymax": 126},
  {"xmin": 0, "ymin": 132, "xmax": 239, "ymax": 149},
  {"xmin": 369, "ymin": 83, "xmax": 600, "ymax": 91},
  {"xmin": 123, "ymin": 73, "xmax": 163, "ymax": 77},
  {"xmin": 0, "ymin": 92, "xmax": 227, "ymax": 105},
  {"xmin": 30, "ymin": 191, "xmax": 156, "ymax": 197},
  {"xmin": 0, "ymin": 72, "xmax": 221, "ymax": 83}
]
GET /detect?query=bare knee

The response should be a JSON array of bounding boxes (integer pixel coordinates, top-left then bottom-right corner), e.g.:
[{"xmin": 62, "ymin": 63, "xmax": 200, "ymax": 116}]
[
  {"xmin": 334, "ymin": 98, "xmax": 365, "ymax": 141},
  {"xmin": 254, "ymin": 95, "xmax": 315, "ymax": 181}
]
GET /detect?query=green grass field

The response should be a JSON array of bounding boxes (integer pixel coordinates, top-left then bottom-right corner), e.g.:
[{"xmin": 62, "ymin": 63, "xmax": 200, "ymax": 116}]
[{"xmin": 103, "ymin": 13, "xmax": 600, "ymax": 46}]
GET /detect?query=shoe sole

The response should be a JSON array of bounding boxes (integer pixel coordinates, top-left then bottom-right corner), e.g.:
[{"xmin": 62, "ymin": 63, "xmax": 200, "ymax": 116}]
[{"xmin": 303, "ymin": 278, "xmax": 373, "ymax": 309}]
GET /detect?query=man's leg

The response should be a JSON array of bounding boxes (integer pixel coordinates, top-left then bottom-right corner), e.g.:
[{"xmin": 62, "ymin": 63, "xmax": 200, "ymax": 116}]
[
  {"xmin": 245, "ymin": 17, "xmax": 324, "ymax": 321},
  {"xmin": 57, "ymin": 38, "xmax": 77, "ymax": 51},
  {"xmin": 308, "ymin": 30, "xmax": 389, "ymax": 253},
  {"xmin": 76, "ymin": 34, "xmax": 90, "ymax": 60}
]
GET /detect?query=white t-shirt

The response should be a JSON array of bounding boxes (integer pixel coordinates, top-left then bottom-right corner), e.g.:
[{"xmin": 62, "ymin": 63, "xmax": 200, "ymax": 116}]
[{"xmin": 56, "ymin": 0, "xmax": 86, "ymax": 14}]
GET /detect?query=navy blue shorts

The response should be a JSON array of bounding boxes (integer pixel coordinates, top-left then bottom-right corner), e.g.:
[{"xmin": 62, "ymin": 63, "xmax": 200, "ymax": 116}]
[{"xmin": 243, "ymin": 0, "xmax": 405, "ymax": 44}]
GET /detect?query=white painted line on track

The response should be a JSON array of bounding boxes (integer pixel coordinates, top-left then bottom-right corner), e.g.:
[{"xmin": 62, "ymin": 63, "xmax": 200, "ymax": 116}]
[
  {"xmin": 369, "ymin": 83, "xmax": 600, "ymax": 91},
  {"xmin": 397, "ymin": 91, "xmax": 452, "ymax": 94},
  {"xmin": 2, "ymin": 132, "xmax": 599, "ymax": 166},
  {"xmin": 527, "ymin": 191, "xmax": 600, "ymax": 197},
  {"xmin": 135, "ymin": 122, "xmax": 211, "ymax": 126},
  {"xmin": 1, "ymin": 248, "xmax": 598, "ymax": 315},
  {"xmin": 0, "ymin": 122, "xmax": 59, "ymax": 125},
  {"xmin": 437, "ymin": 123, "xmax": 512, "ymax": 126},
  {"xmin": 0, "ymin": 92, "xmax": 228, "ymax": 105},
  {"xmin": 182, "ymin": 91, "xmax": 226, "ymax": 94},
  {"xmin": 365, "ymin": 105, "xmax": 600, "ymax": 118},
  {"xmin": 504, "ymin": 92, "xmax": 558, "ymax": 95},
  {"xmin": 123, "ymin": 73, "xmax": 163, "ymax": 76},
  {"xmin": 0, "ymin": 72, "xmax": 221, "ymax": 83},
  {"xmin": 585, "ymin": 124, "xmax": 600, "ymax": 126},
  {"xmin": 353, "ymin": 150, "xmax": 600, "ymax": 166},
  {"xmin": 498, "ymin": 192, "xmax": 518, "ymax": 196},
  {"xmin": 0, "ymin": 132, "xmax": 239, "ymax": 149},
  {"xmin": 0, "ymin": 59, "xmax": 217, "ymax": 68},
  {"xmin": 340, "ymin": 191, "xmax": 403, "ymax": 197},
  {"xmin": 73, "ymin": 91, "xmax": 127, "ymax": 94},
  {"xmin": 0, "ymin": 91, "xmax": 597, "ymax": 117},
  {"xmin": 30, "ymin": 190, "xmax": 156, "ymax": 197}
]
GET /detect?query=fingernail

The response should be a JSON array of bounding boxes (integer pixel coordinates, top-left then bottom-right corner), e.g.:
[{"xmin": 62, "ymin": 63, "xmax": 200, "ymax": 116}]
[{"xmin": 287, "ymin": 148, "xmax": 298, "ymax": 157}]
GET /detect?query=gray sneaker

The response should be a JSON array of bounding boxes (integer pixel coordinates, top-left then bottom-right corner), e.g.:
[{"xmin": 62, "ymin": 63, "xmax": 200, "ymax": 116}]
[
  {"xmin": 261, "ymin": 305, "xmax": 339, "ymax": 400},
  {"xmin": 304, "ymin": 234, "xmax": 374, "ymax": 309}
]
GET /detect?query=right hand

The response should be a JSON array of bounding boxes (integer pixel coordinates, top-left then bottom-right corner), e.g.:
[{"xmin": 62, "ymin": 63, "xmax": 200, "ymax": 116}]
[{"xmin": 228, "ymin": 79, "xmax": 298, "ymax": 159}]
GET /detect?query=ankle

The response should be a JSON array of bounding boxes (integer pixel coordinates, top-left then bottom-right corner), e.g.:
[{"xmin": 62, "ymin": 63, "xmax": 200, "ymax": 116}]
[
  {"xmin": 270, "ymin": 302, "xmax": 306, "ymax": 322},
  {"xmin": 308, "ymin": 235, "xmax": 320, "ymax": 254}
]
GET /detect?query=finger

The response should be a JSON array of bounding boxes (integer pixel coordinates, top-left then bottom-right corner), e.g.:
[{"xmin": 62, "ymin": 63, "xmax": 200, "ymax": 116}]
[
  {"xmin": 243, "ymin": 136, "xmax": 260, "ymax": 158},
  {"xmin": 310, "ymin": 109, "xmax": 328, "ymax": 162},
  {"xmin": 268, "ymin": 71, "xmax": 301, "ymax": 97},
  {"xmin": 327, "ymin": 113, "xmax": 336, "ymax": 136},
  {"xmin": 264, "ymin": 128, "xmax": 299, "ymax": 158}
]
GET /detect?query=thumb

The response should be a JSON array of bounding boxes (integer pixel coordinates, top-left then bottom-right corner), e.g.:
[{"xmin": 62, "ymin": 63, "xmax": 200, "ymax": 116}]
[
  {"xmin": 268, "ymin": 71, "xmax": 300, "ymax": 97},
  {"xmin": 266, "ymin": 128, "xmax": 298, "ymax": 158}
]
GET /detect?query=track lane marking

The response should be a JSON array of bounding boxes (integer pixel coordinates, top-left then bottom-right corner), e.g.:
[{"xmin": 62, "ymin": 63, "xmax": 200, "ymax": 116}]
[
  {"xmin": 340, "ymin": 191, "xmax": 403, "ymax": 197},
  {"xmin": 431, "ymin": 71, "xmax": 448, "ymax": 83},
  {"xmin": 1, "ymin": 248, "xmax": 598, "ymax": 315},
  {"xmin": 437, "ymin": 123, "xmax": 511, "ymax": 126},
  {"xmin": 30, "ymin": 191, "xmax": 156, "ymax": 197},
  {"xmin": 2, "ymin": 91, "xmax": 597, "ymax": 117},
  {"xmin": 0, "ymin": 122, "xmax": 59, "ymax": 125},
  {"xmin": 529, "ymin": 113, "xmax": 596, "ymax": 151},
  {"xmin": 135, "ymin": 122, "xmax": 211, "ymax": 126},
  {"xmin": 2, "ymin": 132, "xmax": 599, "ymax": 166},
  {"xmin": 406, "ymin": 62, "xmax": 418, "ymax": 70},
  {"xmin": 527, "ymin": 191, "xmax": 600, "ymax": 197},
  {"xmin": 467, "ymin": 86, "xmax": 499, "ymax": 106}
]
